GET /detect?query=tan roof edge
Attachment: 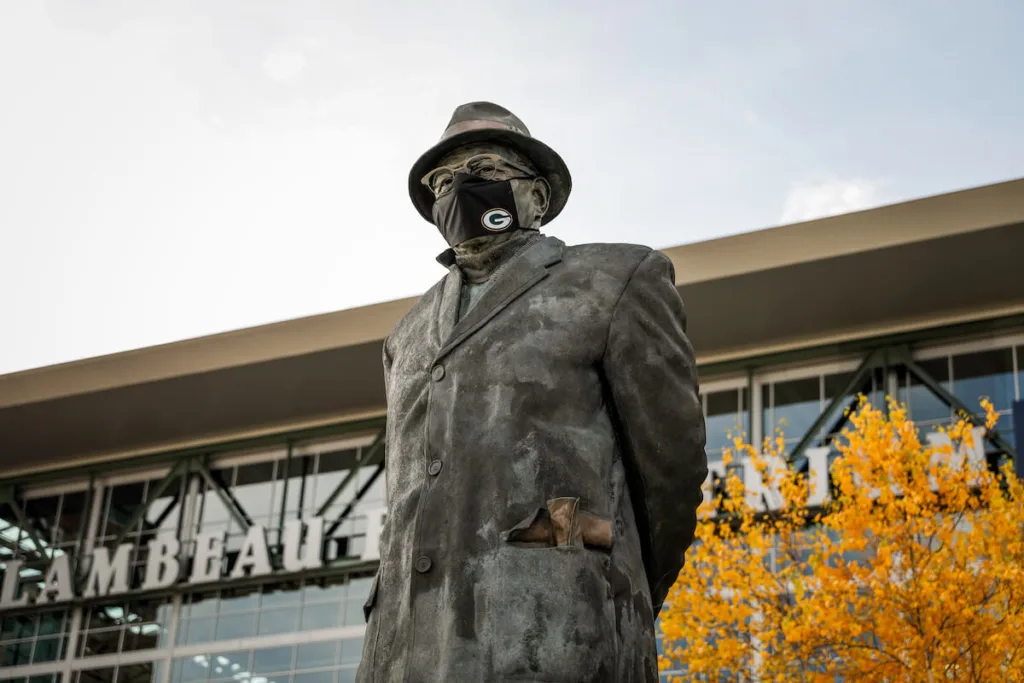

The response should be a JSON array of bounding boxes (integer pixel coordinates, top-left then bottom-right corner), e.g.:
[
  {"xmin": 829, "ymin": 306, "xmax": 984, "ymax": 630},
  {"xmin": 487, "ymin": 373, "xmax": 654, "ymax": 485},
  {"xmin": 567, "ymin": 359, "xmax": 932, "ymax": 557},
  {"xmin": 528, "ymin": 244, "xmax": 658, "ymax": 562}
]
[
  {"xmin": 5, "ymin": 407, "xmax": 388, "ymax": 482},
  {"xmin": 0, "ymin": 296, "xmax": 418, "ymax": 409},
  {"xmin": 13, "ymin": 303, "xmax": 1024, "ymax": 482},
  {"xmin": 663, "ymin": 176, "xmax": 1024, "ymax": 286},
  {"xmin": 695, "ymin": 301, "xmax": 1024, "ymax": 371}
]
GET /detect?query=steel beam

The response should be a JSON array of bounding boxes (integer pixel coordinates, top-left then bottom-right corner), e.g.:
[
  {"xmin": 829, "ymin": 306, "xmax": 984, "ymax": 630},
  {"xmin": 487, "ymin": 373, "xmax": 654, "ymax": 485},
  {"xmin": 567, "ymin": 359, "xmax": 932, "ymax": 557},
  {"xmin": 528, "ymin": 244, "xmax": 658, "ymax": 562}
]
[
  {"xmin": 787, "ymin": 349, "xmax": 881, "ymax": 473},
  {"xmin": 73, "ymin": 475, "xmax": 96, "ymax": 578},
  {"xmin": 903, "ymin": 358, "xmax": 1018, "ymax": 460},
  {"xmin": 296, "ymin": 452, "xmax": 310, "ymax": 517},
  {"xmin": 315, "ymin": 430, "xmax": 385, "ymax": 519},
  {"xmin": 325, "ymin": 461, "xmax": 386, "ymax": 539},
  {"xmin": 149, "ymin": 485, "xmax": 183, "ymax": 531},
  {"xmin": 0, "ymin": 485, "xmax": 48, "ymax": 557},
  {"xmin": 277, "ymin": 441, "xmax": 292, "ymax": 548},
  {"xmin": 322, "ymin": 435, "xmax": 387, "ymax": 539},
  {"xmin": 194, "ymin": 457, "xmax": 254, "ymax": 531},
  {"xmin": 111, "ymin": 459, "xmax": 189, "ymax": 548},
  {"xmin": 788, "ymin": 346, "xmax": 1018, "ymax": 475},
  {"xmin": 823, "ymin": 393, "xmax": 863, "ymax": 443},
  {"xmin": 314, "ymin": 465, "xmax": 360, "ymax": 521}
]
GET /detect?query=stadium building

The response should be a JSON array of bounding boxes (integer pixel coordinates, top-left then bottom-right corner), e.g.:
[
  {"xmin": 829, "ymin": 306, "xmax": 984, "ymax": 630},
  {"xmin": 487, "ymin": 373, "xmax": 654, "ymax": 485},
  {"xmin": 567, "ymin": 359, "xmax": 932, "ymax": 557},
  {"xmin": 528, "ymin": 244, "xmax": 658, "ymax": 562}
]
[{"xmin": 1, "ymin": 178, "xmax": 1023, "ymax": 683}]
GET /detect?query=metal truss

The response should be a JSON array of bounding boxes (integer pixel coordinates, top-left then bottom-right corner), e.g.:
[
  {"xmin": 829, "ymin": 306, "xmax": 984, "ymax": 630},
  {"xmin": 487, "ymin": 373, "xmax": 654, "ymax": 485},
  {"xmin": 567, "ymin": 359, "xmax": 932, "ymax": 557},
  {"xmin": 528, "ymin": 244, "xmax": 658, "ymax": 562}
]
[
  {"xmin": 0, "ymin": 421, "xmax": 393, "ymax": 624},
  {"xmin": 195, "ymin": 455, "xmax": 254, "ymax": 531},
  {"xmin": 105, "ymin": 456, "xmax": 252, "ymax": 549},
  {"xmin": 0, "ymin": 434, "xmax": 387, "ymax": 621},
  {"xmin": 788, "ymin": 345, "xmax": 1019, "ymax": 474},
  {"xmin": 0, "ymin": 484, "xmax": 48, "ymax": 558},
  {"xmin": 93, "ymin": 427, "xmax": 388, "ymax": 551},
  {"xmin": 1, "ymin": 425, "xmax": 389, "ymax": 583},
  {"xmin": 111, "ymin": 459, "xmax": 189, "ymax": 548},
  {"xmin": 315, "ymin": 430, "xmax": 384, "ymax": 520},
  {"xmin": 317, "ymin": 431, "xmax": 386, "ymax": 538}
]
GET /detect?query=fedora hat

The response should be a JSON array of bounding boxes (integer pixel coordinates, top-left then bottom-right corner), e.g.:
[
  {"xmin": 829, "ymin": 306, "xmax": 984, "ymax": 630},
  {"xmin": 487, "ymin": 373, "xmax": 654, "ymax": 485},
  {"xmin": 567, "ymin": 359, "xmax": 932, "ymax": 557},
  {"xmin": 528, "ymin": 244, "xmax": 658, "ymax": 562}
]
[{"xmin": 408, "ymin": 101, "xmax": 572, "ymax": 226}]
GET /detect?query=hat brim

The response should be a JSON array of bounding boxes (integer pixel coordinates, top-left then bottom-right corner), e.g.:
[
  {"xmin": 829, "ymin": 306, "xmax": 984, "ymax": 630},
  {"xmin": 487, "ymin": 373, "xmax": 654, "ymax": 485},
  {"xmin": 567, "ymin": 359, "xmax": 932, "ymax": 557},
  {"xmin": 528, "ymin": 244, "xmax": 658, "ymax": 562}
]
[{"xmin": 408, "ymin": 128, "xmax": 572, "ymax": 226}]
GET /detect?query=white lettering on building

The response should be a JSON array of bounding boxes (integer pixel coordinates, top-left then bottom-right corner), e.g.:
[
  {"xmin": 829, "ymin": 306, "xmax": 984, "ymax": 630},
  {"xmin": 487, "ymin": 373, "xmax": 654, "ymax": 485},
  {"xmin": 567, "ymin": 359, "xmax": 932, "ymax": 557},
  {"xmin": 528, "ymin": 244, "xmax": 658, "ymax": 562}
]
[
  {"xmin": 229, "ymin": 526, "xmax": 272, "ymax": 579},
  {"xmin": 0, "ymin": 427, "xmax": 979, "ymax": 611},
  {"xmin": 703, "ymin": 426, "xmax": 988, "ymax": 516},
  {"xmin": 141, "ymin": 535, "xmax": 181, "ymax": 590},
  {"xmin": 37, "ymin": 554, "xmax": 74, "ymax": 604},
  {"xmin": 0, "ymin": 513, "xmax": 380, "ymax": 611},
  {"xmin": 82, "ymin": 544, "xmax": 133, "ymax": 598},
  {"xmin": 189, "ymin": 531, "xmax": 227, "ymax": 584},
  {"xmin": 0, "ymin": 560, "xmax": 31, "ymax": 608},
  {"xmin": 282, "ymin": 518, "xmax": 326, "ymax": 572}
]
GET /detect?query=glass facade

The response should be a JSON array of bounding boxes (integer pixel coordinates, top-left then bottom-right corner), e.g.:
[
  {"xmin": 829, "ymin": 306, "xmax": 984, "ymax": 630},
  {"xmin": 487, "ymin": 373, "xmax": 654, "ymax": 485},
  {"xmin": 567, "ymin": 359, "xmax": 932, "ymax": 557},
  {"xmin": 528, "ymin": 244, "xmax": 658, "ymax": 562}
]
[
  {"xmin": 703, "ymin": 386, "xmax": 749, "ymax": 458},
  {"xmin": 760, "ymin": 367, "xmax": 888, "ymax": 451},
  {"xmin": 2, "ymin": 331, "xmax": 1022, "ymax": 683},
  {"xmin": 750, "ymin": 338, "xmax": 1023, "ymax": 457},
  {"xmin": 0, "ymin": 435, "xmax": 382, "ymax": 683}
]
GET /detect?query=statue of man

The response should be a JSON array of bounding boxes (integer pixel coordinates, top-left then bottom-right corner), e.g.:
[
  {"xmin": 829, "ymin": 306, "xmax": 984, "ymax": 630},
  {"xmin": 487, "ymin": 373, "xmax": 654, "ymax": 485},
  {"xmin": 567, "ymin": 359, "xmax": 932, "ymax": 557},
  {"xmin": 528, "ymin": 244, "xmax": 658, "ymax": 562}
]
[{"xmin": 356, "ymin": 102, "xmax": 708, "ymax": 683}]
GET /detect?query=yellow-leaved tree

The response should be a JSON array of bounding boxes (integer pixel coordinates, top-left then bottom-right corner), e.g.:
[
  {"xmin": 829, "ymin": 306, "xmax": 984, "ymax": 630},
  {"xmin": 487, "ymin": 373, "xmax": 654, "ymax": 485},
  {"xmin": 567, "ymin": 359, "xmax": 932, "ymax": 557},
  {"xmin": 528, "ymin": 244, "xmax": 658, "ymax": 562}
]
[{"xmin": 658, "ymin": 398, "xmax": 1024, "ymax": 682}]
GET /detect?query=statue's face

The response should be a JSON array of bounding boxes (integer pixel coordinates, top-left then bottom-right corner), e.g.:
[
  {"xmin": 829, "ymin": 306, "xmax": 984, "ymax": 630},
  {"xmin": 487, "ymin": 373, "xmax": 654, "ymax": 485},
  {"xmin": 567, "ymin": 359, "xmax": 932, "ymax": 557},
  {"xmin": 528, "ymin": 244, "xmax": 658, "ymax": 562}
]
[{"xmin": 423, "ymin": 142, "xmax": 551, "ymax": 230}]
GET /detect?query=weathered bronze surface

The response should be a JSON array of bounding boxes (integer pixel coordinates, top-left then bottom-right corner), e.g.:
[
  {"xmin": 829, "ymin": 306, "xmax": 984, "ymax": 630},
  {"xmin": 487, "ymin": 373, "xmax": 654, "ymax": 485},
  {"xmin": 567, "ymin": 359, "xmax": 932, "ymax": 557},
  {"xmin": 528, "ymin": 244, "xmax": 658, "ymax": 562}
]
[{"xmin": 357, "ymin": 102, "xmax": 708, "ymax": 683}]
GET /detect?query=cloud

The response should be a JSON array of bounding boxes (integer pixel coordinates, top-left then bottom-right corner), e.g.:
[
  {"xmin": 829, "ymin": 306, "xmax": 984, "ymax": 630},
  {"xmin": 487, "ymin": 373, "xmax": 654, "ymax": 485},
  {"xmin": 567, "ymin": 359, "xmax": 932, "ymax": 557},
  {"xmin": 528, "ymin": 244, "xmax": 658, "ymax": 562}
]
[
  {"xmin": 262, "ymin": 51, "xmax": 307, "ymax": 82},
  {"xmin": 779, "ymin": 177, "xmax": 885, "ymax": 224}
]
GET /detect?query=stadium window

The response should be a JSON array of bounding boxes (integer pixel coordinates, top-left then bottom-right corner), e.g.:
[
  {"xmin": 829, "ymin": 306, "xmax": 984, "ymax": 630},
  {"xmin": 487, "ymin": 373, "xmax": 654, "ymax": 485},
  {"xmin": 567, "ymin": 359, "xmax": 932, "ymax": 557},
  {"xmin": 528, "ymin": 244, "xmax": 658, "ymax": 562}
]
[
  {"xmin": 951, "ymin": 347, "xmax": 1016, "ymax": 413},
  {"xmin": 763, "ymin": 377, "xmax": 821, "ymax": 447},
  {"xmin": 704, "ymin": 388, "xmax": 746, "ymax": 459},
  {"xmin": 905, "ymin": 356, "xmax": 952, "ymax": 427}
]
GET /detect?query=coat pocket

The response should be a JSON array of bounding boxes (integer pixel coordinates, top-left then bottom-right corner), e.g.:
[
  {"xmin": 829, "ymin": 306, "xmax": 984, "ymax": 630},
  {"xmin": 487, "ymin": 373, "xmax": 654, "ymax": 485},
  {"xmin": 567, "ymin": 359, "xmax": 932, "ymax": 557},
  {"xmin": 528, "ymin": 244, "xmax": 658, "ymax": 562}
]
[{"xmin": 481, "ymin": 544, "xmax": 617, "ymax": 681}]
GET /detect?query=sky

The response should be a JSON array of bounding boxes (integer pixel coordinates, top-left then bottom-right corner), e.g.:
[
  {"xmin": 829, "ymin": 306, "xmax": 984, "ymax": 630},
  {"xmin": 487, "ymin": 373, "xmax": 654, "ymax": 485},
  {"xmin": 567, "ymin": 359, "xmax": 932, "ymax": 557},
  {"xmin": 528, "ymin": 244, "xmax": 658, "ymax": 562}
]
[{"xmin": 2, "ymin": 0, "xmax": 1022, "ymax": 376}]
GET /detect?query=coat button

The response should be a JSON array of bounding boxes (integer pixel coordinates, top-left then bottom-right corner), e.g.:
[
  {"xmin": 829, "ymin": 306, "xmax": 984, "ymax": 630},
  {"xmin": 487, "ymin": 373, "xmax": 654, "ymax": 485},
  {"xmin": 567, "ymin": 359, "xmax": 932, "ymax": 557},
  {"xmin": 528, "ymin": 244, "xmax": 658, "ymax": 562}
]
[
  {"xmin": 415, "ymin": 555, "xmax": 432, "ymax": 573},
  {"xmin": 431, "ymin": 365, "xmax": 445, "ymax": 381},
  {"xmin": 427, "ymin": 460, "xmax": 443, "ymax": 476}
]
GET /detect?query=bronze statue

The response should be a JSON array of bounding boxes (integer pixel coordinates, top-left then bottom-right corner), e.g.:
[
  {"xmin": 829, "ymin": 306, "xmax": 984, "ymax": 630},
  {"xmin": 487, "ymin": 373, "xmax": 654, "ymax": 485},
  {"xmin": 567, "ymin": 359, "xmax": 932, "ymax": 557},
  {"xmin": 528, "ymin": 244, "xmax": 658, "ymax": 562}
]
[{"xmin": 356, "ymin": 102, "xmax": 708, "ymax": 683}]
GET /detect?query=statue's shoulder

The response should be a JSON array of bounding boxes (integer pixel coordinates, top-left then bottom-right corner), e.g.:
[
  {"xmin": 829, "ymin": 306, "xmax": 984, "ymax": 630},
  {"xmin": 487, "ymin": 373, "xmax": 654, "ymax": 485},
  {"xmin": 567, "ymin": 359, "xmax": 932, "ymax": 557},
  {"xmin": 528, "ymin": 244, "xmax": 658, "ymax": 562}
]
[
  {"xmin": 561, "ymin": 241, "xmax": 656, "ymax": 275},
  {"xmin": 388, "ymin": 274, "xmax": 447, "ymax": 338}
]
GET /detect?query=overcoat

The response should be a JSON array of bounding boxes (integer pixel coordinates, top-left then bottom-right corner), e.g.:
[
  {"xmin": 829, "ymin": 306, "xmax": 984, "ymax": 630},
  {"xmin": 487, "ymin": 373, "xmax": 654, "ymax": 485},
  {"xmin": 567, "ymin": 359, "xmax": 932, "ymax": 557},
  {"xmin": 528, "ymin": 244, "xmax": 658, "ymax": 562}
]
[{"xmin": 356, "ymin": 235, "xmax": 708, "ymax": 683}]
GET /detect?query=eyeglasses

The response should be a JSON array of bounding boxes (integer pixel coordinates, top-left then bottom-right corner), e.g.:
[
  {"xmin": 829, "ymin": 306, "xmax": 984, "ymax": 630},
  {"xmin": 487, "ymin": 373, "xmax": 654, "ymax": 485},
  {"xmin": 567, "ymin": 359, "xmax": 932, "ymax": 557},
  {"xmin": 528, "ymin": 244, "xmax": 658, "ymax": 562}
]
[{"xmin": 421, "ymin": 153, "xmax": 535, "ymax": 198}]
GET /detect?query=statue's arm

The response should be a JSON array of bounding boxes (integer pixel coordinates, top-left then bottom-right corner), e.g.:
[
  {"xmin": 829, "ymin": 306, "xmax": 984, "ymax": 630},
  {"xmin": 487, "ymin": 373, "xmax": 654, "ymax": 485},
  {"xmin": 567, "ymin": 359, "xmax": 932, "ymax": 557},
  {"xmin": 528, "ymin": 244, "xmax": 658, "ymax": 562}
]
[{"xmin": 601, "ymin": 249, "xmax": 708, "ymax": 614}]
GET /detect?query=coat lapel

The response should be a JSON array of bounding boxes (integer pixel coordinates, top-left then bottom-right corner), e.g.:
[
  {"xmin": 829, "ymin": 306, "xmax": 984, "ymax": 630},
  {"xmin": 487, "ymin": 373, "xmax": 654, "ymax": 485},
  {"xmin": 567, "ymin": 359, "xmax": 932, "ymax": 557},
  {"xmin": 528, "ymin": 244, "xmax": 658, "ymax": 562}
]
[
  {"xmin": 434, "ymin": 236, "xmax": 565, "ymax": 363},
  {"xmin": 435, "ymin": 266, "xmax": 463, "ymax": 349}
]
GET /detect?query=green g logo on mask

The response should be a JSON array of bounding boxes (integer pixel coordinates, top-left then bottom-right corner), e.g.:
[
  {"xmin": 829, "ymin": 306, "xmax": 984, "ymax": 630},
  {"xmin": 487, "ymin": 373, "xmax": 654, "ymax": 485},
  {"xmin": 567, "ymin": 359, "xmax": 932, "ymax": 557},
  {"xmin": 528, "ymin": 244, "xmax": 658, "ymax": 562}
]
[
  {"xmin": 481, "ymin": 208, "xmax": 514, "ymax": 232},
  {"xmin": 432, "ymin": 174, "xmax": 522, "ymax": 246}
]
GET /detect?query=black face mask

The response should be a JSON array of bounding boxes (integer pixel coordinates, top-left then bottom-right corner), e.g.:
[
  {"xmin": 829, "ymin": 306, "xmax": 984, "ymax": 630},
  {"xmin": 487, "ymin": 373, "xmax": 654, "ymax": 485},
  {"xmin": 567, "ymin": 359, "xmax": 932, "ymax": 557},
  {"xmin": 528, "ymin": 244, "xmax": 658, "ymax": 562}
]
[{"xmin": 431, "ymin": 172, "xmax": 524, "ymax": 247}]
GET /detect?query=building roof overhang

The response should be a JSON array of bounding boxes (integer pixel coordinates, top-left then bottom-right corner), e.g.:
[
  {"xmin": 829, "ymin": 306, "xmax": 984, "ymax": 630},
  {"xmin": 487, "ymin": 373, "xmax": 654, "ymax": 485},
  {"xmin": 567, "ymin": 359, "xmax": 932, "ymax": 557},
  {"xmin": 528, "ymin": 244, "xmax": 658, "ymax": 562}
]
[{"xmin": 3, "ymin": 177, "xmax": 1024, "ymax": 479}]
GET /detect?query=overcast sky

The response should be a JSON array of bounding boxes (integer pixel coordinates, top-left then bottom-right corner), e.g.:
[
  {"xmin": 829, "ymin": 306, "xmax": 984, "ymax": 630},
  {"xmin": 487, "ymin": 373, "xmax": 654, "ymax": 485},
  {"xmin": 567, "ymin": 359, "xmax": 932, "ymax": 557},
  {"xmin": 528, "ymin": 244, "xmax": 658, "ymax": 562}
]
[{"xmin": 2, "ymin": 1, "xmax": 1022, "ymax": 375}]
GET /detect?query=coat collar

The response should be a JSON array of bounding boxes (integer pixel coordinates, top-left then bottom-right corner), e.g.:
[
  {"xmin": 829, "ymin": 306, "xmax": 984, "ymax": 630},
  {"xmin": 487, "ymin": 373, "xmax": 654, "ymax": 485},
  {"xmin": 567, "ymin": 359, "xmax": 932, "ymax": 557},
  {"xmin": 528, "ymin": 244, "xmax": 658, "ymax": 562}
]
[
  {"xmin": 433, "ymin": 235, "xmax": 565, "ymax": 364},
  {"xmin": 436, "ymin": 247, "xmax": 458, "ymax": 268},
  {"xmin": 435, "ymin": 265, "xmax": 463, "ymax": 348}
]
